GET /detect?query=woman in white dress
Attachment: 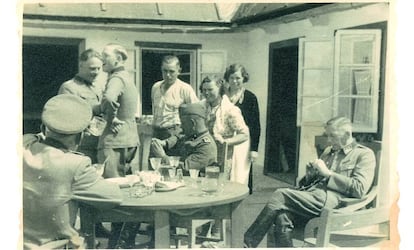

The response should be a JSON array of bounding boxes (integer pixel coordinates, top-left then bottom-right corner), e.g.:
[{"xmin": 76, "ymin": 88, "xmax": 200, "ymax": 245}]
[{"xmin": 199, "ymin": 75, "xmax": 251, "ymax": 185}]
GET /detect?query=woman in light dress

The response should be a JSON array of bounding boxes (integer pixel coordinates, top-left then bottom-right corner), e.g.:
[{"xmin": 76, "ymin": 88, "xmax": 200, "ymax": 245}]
[{"xmin": 199, "ymin": 75, "xmax": 251, "ymax": 185}]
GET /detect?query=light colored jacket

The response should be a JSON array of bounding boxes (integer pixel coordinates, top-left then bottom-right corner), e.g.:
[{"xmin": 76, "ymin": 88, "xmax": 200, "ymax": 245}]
[{"xmin": 23, "ymin": 134, "xmax": 122, "ymax": 249}]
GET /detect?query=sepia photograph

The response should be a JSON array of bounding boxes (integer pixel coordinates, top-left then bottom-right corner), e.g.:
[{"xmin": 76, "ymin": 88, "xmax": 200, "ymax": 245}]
[{"xmin": 11, "ymin": 0, "xmax": 405, "ymax": 249}]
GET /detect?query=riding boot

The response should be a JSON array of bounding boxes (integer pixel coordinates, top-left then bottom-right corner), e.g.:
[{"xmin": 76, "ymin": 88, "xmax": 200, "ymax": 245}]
[
  {"xmin": 115, "ymin": 222, "xmax": 141, "ymax": 249},
  {"xmin": 107, "ymin": 222, "xmax": 123, "ymax": 249},
  {"xmin": 274, "ymin": 213, "xmax": 294, "ymax": 247},
  {"xmin": 273, "ymin": 225, "xmax": 294, "ymax": 247},
  {"xmin": 95, "ymin": 222, "xmax": 111, "ymax": 238},
  {"xmin": 244, "ymin": 205, "xmax": 277, "ymax": 248}
]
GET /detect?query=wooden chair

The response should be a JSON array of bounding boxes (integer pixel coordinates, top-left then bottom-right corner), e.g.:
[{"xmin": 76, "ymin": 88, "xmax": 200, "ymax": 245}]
[{"xmin": 303, "ymin": 140, "xmax": 390, "ymax": 247}]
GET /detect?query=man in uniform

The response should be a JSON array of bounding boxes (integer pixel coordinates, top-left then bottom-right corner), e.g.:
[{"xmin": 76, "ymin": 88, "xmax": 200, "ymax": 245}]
[
  {"xmin": 151, "ymin": 102, "xmax": 217, "ymax": 171},
  {"xmin": 23, "ymin": 94, "xmax": 123, "ymax": 249},
  {"xmin": 58, "ymin": 48, "xmax": 104, "ymax": 164},
  {"xmin": 98, "ymin": 43, "xmax": 139, "ymax": 178},
  {"xmin": 99, "ymin": 43, "xmax": 140, "ymax": 248},
  {"xmin": 243, "ymin": 116, "xmax": 376, "ymax": 247},
  {"xmin": 114, "ymin": 103, "xmax": 217, "ymax": 249},
  {"xmin": 58, "ymin": 48, "xmax": 111, "ymax": 238}
]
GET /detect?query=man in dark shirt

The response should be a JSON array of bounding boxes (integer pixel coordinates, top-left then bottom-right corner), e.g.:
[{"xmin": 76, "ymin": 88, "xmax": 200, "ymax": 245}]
[{"xmin": 151, "ymin": 102, "xmax": 217, "ymax": 172}]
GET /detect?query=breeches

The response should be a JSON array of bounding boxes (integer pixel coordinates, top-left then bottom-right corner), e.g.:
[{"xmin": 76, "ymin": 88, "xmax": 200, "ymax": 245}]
[
  {"xmin": 98, "ymin": 147, "xmax": 137, "ymax": 178},
  {"xmin": 268, "ymin": 188, "xmax": 328, "ymax": 221}
]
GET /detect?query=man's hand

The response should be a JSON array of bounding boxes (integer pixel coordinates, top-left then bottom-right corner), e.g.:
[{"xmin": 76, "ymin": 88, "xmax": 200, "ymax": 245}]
[
  {"xmin": 151, "ymin": 139, "xmax": 167, "ymax": 158},
  {"xmin": 310, "ymin": 159, "xmax": 332, "ymax": 177},
  {"xmin": 110, "ymin": 117, "xmax": 125, "ymax": 134}
]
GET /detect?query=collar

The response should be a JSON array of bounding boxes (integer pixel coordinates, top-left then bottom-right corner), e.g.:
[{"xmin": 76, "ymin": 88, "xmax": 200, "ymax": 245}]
[
  {"xmin": 188, "ymin": 130, "xmax": 209, "ymax": 140},
  {"xmin": 74, "ymin": 75, "xmax": 93, "ymax": 86},
  {"xmin": 42, "ymin": 137, "xmax": 70, "ymax": 151},
  {"xmin": 229, "ymin": 87, "xmax": 245, "ymax": 104},
  {"xmin": 110, "ymin": 66, "xmax": 125, "ymax": 74},
  {"xmin": 331, "ymin": 139, "xmax": 357, "ymax": 155}
]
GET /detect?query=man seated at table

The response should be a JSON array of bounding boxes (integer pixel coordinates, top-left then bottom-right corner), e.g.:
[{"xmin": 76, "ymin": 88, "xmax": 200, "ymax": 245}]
[
  {"xmin": 244, "ymin": 116, "xmax": 376, "ymax": 248},
  {"xmin": 114, "ymin": 103, "xmax": 217, "ymax": 248},
  {"xmin": 151, "ymin": 102, "xmax": 218, "ymax": 172},
  {"xmin": 23, "ymin": 94, "xmax": 123, "ymax": 249}
]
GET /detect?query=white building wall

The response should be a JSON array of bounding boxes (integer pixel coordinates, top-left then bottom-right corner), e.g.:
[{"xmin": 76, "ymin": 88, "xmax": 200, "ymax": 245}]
[{"xmin": 23, "ymin": 3, "xmax": 390, "ymax": 186}]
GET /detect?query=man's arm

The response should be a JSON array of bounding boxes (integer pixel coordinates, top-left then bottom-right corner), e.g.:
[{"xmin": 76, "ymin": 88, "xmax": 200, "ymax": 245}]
[
  {"xmin": 326, "ymin": 149, "xmax": 376, "ymax": 198},
  {"xmin": 101, "ymin": 77, "xmax": 124, "ymax": 121},
  {"xmin": 72, "ymin": 160, "xmax": 122, "ymax": 209}
]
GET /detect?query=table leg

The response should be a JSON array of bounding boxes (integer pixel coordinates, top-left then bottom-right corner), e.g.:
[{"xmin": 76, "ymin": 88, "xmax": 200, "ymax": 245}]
[
  {"xmin": 154, "ymin": 210, "xmax": 170, "ymax": 248},
  {"xmin": 79, "ymin": 205, "xmax": 96, "ymax": 249},
  {"xmin": 230, "ymin": 201, "xmax": 244, "ymax": 248}
]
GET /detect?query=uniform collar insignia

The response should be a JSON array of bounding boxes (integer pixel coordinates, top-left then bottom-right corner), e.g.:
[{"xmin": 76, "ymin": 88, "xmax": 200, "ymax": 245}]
[{"xmin": 332, "ymin": 139, "xmax": 357, "ymax": 155}]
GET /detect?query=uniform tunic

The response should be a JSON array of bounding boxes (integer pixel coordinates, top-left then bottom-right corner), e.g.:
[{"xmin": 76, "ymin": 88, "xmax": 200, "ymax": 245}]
[
  {"xmin": 58, "ymin": 75, "xmax": 104, "ymax": 163},
  {"xmin": 98, "ymin": 67, "xmax": 139, "ymax": 150},
  {"xmin": 98, "ymin": 67, "xmax": 139, "ymax": 177},
  {"xmin": 155, "ymin": 130, "xmax": 217, "ymax": 171},
  {"xmin": 23, "ymin": 134, "xmax": 122, "ymax": 249},
  {"xmin": 268, "ymin": 140, "xmax": 376, "ymax": 218}
]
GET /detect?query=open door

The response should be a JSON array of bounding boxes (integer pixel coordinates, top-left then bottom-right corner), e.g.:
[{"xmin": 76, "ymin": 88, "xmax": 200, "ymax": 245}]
[{"xmin": 264, "ymin": 39, "xmax": 300, "ymax": 185}]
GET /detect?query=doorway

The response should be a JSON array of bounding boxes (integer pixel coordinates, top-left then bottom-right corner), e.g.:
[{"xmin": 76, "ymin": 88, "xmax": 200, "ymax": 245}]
[
  {"xmin": 264, "ymin": 38, "xmax": 300, "ymax": 185},
  {"xmin": 22, "ymin": 37, "xmax": 83, "ymax": 134}
]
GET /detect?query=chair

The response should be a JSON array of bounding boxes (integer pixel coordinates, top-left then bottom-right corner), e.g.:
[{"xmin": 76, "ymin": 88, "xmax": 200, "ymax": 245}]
[
  {"xmin": 303, "ymin": 140, "xmax": 390, "ymax": 247},
  {"xmin": 171, "ymin": 142, "xmax": 231, "ymax": 248}
]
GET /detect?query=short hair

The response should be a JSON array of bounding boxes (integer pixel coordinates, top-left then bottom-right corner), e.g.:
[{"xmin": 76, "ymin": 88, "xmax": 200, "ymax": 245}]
[
  {"xmin": 162, "ymin": 55, "xmax": 181, "ymax": 68},
  {"xmin": 105, "ymin": 43, "xmax": 128, "ymax": 61},
  {"xmin": 325, "ymin": 116, "xmax": 352, "ymax": 134},
  {"xmin": 223, "ymin": 63, "xmax": 249, "ymax": 83},
  {"xmin": 199, "ymin": 75, "xmax": 225, "ymax": 96},
  {"xmin": 79, "ymin": 48, "xmax": 102, "ymax": 62}
]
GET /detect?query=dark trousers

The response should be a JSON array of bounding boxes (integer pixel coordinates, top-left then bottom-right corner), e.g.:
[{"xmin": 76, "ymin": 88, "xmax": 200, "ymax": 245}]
[
  {"xmin": 244, "ymin": 187, "xmax": 329, "ymax": 247},
  {"xmin": 248, "ymin": 163, "xmax": 253, "ymax": 194}
]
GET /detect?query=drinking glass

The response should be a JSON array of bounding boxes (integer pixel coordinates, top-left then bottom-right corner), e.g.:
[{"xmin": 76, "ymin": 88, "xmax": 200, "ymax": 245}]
[
  {"xmin": 168, "ymin": 156, "xmax": 180, "ymax": 181},
  {"xmin": 189, "ymin": 169, "xmax": 200, "ymax": 188},
  {"xmin": 169, "ymin": 156, "xmax": 180, "ymax": 169},
  {"xmin": 150, "ymin": 157, "xmax": 162, "ymax": 172},
  {"xmin": 200, "ymin": 166, "xmax": 220, "ymax": 196},
  {"xmin": 87, "ymin": 116, "xmax": 107, "ymax": 136}
]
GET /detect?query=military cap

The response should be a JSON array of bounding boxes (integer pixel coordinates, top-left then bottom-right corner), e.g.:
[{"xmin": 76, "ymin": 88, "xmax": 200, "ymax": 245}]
[
  {"xmin": 179, "ymin": 103, "xmax": 207, "ymax": 119},
  {"xmin": 41, "ymin": 94, "xmax": 92, "ymax": 134}
]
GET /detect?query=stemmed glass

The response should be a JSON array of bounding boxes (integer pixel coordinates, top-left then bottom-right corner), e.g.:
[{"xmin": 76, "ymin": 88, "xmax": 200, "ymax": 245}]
[
  {"xmin": 168, "ymin": 156, "xmax": 180, "ymax": 181},
  {"xmin": 150, "ymin": 157, "xmax": 162, "ymax": 173}
]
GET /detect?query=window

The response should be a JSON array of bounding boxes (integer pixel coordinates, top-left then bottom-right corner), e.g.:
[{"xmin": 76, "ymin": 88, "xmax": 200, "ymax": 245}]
[
  {"xmin": 297, "ymin": 29, "xmax": 382, "ymax": 133},
  {"xmin": 334, "ymin": 30, "xmax": 381, "ymax": 132},
  {"xmin": 134, "ymin": 42, "xmax": 226, "ymax": 116}
]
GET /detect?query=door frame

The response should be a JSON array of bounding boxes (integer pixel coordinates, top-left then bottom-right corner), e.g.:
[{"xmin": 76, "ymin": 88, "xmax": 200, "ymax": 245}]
[{"xmin": 264, "ymin": 38, "xmax": 300, "ymax": 185}]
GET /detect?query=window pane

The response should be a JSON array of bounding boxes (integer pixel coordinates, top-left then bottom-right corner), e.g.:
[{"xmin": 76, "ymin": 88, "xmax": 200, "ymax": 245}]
[
  {"xmin": 338, "ymin": 67, "xmax": 352, "ymax": 95},
  {"xmin": 339, "ymin": 34, "xmax": 375, "ymax": 64},
  {"xmin": 338, "ymin": 97, "xmax": 373, "ymax": 127}
]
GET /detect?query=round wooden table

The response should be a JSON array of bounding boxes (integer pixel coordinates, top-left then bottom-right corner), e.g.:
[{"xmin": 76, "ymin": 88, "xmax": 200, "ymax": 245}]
[{"xmin": 80, "ymin": 177, "xmax": 249, "ymax": 248}]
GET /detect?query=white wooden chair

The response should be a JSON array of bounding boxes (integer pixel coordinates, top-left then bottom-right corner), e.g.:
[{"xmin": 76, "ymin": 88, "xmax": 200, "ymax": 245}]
[{"xmin": 303, "ymin": 140, "xmax": 390, "ymax": 247}]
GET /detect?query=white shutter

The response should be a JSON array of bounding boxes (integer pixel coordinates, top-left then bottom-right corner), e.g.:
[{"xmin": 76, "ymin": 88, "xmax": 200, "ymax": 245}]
[{"xmin": 297, "ymin": 38, "xmax": 334, "ymax": 126}]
